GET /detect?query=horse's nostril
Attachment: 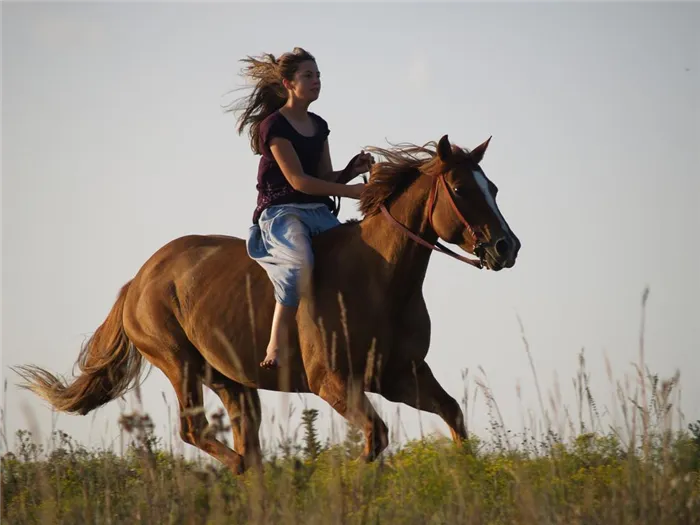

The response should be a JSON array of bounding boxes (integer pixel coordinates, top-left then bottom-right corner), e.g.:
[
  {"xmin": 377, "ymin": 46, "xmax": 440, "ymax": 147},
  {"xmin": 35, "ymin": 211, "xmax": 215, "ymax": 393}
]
[{"xmin": 494, "ymin": 238, "xmax": 510, "ymax": 257}]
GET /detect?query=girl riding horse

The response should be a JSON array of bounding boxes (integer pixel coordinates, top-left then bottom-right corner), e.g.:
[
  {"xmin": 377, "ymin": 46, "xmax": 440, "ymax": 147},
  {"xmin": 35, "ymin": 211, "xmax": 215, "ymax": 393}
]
[{"xmin": 228, "ymin": 47, "xmax": 373, "ymax": 369}]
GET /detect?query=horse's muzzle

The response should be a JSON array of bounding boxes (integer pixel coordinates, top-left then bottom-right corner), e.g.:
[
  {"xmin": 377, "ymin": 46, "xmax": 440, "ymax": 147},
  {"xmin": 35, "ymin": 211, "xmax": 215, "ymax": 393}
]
[{"xmin": 481, "ymin": 235, "xmax": 520, "ymax": 270}]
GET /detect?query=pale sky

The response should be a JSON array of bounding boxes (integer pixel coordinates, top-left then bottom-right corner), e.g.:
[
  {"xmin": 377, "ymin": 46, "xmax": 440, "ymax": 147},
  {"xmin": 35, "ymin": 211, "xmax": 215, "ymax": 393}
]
[{"xmin": 3, "ymin": 2, "xmax": 699, "ymax": 459}]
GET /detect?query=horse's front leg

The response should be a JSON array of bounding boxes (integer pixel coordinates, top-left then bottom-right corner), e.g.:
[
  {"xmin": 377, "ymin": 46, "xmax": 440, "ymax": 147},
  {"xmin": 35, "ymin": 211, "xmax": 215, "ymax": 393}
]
[
  {"xmin": 375, "ymin": 293, "xmax": 469, "ymax": 446},
  {"xmin": 381, "ymin": 359, "xmax": 468, "ymax": 444}
]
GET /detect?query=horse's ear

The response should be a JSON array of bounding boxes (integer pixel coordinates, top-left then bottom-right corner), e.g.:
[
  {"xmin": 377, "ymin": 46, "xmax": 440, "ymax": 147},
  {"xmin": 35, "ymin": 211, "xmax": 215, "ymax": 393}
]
[
  {"xmin": 437, "ymin": 134, "xmax": 452, "ymax": 162},
  {"xmin": 470, "ymin": 136, "xmax": 492, "ymax": 164}
]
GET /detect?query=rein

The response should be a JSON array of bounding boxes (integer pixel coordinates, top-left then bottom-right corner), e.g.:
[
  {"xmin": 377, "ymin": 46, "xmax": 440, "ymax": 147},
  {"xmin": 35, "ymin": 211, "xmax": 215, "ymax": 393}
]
[
  {"xmin": 338, "ymin": 153, "xmax": 484, "ymax": 269},
  {"xmin": 380, "ymin": 173, "xmax": 484, "ymax": 269}
]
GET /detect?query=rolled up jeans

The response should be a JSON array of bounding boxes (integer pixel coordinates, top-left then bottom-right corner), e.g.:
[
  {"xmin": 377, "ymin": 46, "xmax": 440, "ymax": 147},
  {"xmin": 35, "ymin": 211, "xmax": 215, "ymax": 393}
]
[{"xmin": 246, "ymin": 203, "xmax": 341, "ymax": 307}]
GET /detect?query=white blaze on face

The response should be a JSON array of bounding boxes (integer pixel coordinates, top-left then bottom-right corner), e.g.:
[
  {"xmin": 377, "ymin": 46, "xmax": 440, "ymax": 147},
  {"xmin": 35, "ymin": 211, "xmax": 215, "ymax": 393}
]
[{"xmin": 472, "ymin": 170, "xmax": 510, "ymax": 236}]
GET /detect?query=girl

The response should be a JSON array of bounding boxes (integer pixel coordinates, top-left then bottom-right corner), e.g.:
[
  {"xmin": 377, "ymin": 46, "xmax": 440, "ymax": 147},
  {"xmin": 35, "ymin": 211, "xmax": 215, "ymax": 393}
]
[{"xmin": 228, "ymin": 47, "xmax": 373, "ymax": 369}]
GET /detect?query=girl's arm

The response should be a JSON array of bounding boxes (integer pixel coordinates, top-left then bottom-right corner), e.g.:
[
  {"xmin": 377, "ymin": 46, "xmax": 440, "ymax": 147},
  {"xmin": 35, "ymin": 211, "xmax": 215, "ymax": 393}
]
[
  {"xmin": 270, "ymin": 137, "xmax": 363, "ymax": 199},
  {"xmin": 317, "ymin": 140, "xmax": 368, "ymax": 184},
  {"xmin": 316, "ymin": 140, "xmax": 345, "ymax": 182}
]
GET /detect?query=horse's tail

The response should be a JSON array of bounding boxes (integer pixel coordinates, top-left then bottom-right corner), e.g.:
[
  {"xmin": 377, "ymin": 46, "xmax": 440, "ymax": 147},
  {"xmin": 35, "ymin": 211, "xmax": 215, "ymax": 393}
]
[{"xmin": 14, "ymin": 280, "xmax": 144, "ymax": 416}]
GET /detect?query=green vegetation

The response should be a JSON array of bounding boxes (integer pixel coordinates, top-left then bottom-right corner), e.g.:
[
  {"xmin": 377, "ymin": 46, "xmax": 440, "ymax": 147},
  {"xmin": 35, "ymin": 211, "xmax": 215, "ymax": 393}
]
[
  {"xmin": 3, "ymin": 292, "xmax": 698, "ymax": 523},
  {"xmin": 2, "ymin": 364, "xmax": 698, "ymax": 524}
]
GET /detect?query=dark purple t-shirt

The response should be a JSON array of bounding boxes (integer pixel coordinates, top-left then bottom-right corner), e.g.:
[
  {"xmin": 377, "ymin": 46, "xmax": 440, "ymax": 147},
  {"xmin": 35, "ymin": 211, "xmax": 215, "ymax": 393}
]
[{"xmin": 252, "ymin": 110, "xmax": 334, "ymax": 224}]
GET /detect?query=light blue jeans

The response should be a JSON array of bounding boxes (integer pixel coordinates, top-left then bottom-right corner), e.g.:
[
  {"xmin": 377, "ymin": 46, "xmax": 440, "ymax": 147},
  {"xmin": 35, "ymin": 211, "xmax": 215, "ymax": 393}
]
[{"xmin": 246, "ymin": 203, "xmax": 341, "ymax": 307}]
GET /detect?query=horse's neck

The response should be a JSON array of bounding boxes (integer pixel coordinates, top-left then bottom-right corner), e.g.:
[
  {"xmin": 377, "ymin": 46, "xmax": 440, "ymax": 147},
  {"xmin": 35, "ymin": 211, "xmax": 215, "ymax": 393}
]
[{"xmin": 359, "ymin": 177, "xmax": 435, "ymax": 291}]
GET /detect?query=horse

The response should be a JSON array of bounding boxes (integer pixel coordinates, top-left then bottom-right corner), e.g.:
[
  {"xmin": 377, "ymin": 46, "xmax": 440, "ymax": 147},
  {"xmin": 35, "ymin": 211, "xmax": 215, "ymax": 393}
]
[{"xmin": 14, "ymin": 134, "xmax": 520, "ymax": 474}]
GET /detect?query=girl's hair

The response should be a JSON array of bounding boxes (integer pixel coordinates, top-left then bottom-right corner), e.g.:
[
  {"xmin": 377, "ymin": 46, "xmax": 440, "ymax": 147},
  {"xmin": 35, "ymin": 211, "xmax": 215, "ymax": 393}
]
[{"xmin": 225, "ymin": 47, "xmax": 316, "ymax": 154}]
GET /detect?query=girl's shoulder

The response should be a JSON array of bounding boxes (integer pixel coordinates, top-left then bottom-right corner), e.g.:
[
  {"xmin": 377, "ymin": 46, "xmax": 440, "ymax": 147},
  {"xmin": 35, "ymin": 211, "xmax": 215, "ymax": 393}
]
[
  {"xmin": 260, "ymin": 109, "xmax": 286, "ymax": 129},
  {"xmin": 308, "ymin": 111, "xmax": 329, "ymax": 127},
  {"xmin": 259, "ymin": 110, "xmax": 292, "ymax": 141},
  {"xmin": 308, "ymin": 112, "xmax": 330, "ymax": 137}
]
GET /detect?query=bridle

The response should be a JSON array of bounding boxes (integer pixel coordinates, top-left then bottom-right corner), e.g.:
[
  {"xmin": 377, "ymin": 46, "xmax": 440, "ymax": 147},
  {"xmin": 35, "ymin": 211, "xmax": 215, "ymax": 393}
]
[
  {"xmin": 336, "ymin": 154, "xmax": 488, "ymax": 269},
  {"xmin": 380, "ymin": 173, "xmax": 485, "ymax": 269}
]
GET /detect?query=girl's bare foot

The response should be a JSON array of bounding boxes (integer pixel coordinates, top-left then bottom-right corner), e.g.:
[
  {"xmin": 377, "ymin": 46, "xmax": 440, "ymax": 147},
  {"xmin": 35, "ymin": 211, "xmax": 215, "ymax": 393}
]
[
  {"xmin": 262, "ymin": 302, "xmax": 296, "ymax": 370},
  {"xmin": 260, "ymin": 349, "xmax": 279, "ymax": 369}
]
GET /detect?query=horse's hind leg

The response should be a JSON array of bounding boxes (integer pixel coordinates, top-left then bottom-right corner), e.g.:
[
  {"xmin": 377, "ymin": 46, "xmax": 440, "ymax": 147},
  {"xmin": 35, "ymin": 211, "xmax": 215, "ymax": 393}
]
[
  {"xmin": 134, "ymin": 339, "xmax": 246, "ymax": 474},
  {"xmin": 205, "ymin": 369, "xmax": 263, "ymax": 472},
  {"xmin": 317, "ymin": 373, "xmax": 389, "ymax": 462}
]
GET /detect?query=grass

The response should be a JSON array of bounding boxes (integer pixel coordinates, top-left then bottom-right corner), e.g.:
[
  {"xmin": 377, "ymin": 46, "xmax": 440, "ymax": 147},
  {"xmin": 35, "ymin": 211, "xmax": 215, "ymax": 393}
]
[
  {"xmin": 2, "ymin": 289, "xmax": 699, "ymax": 524},
  {"xmin": 3, "ymin": 364, "xmax": 698, "ymax": 524}
]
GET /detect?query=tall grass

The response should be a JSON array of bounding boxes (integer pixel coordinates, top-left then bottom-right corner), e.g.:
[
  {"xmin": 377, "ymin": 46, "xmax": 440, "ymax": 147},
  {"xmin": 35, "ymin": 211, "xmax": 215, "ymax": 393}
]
[{"xmin": 2, "ymin": 289, "xmax": 698, "ymax": 524}]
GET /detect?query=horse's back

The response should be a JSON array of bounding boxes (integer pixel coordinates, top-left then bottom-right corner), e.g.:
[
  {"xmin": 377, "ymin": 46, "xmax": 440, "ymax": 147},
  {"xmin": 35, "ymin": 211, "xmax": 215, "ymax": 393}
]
[
  {"xmin": 134, "ymin": 233, "xmax": 245, "ymax": 274},
  {"xmin": 128, "ymin": 225, "xmax": 361, "ymax": 314},
  {"xmin": 126, "ymin": 232, "xmax": 264, "ymax": 327}
]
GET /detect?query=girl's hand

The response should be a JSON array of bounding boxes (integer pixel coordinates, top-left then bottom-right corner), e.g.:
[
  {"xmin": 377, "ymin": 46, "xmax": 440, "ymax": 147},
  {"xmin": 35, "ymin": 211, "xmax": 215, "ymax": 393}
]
[{"xmin": 351, "ymin": 150, "xmax": 375, "ymax": 176}]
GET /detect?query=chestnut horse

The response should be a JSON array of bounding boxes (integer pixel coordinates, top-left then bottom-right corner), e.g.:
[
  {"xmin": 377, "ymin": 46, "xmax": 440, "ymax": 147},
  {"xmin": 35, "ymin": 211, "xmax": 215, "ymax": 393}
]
[{"xmin": 14, "ymin": 134, "xmax": 520, "ymax": 474}]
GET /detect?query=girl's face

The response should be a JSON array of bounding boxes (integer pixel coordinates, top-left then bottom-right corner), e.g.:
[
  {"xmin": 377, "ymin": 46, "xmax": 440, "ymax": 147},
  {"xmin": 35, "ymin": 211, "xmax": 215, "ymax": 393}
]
[{"xmin": 285, "ymin": 60, "xmax": 321, "ymax": 102}]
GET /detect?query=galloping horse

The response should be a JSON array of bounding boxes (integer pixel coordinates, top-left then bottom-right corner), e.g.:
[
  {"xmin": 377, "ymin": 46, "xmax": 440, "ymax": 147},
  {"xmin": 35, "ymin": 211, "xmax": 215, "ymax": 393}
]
[{"xmin": 15, "ymin": 134, "xmax": 520, "ymax": 474}]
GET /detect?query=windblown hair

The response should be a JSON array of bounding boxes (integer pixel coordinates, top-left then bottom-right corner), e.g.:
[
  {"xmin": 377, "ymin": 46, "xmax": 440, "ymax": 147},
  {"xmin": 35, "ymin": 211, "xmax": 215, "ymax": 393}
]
[
  {"xmin": 359, "ymin": 140, "xmax": 471, "ymax": 216},
  {"xmin": 224, "ymin": 47, "xmax": 316, "ymax": 154}
]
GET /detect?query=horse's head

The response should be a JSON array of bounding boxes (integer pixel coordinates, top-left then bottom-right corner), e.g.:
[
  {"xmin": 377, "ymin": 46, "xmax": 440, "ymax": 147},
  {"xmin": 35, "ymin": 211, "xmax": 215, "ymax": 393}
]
[{"xmin": 428, "ymin": 135, "xmax": 520, "ymax": 271}]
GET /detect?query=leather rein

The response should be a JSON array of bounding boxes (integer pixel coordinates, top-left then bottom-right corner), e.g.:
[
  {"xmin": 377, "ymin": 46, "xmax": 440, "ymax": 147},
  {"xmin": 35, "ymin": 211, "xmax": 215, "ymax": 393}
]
[
  {"xmin": 338, "ymin": 154, "xmax": 485, "ymax": 269},
  {"xmin": 379, "ymin": 174, "xmax": 484, "ymax": 269}
]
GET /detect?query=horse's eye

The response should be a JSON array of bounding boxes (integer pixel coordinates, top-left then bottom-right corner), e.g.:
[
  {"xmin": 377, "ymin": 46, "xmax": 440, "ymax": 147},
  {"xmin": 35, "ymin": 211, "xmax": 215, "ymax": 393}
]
[{"xmin": 452, "ymin": 186, "xmax": 464, "ymax": 197}]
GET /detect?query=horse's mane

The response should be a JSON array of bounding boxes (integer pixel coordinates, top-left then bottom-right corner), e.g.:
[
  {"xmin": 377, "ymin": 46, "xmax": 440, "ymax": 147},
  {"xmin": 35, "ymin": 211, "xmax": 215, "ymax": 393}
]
[{"xmin": 359, "ymin": 140, "xmax": 471, "ymax": 217}]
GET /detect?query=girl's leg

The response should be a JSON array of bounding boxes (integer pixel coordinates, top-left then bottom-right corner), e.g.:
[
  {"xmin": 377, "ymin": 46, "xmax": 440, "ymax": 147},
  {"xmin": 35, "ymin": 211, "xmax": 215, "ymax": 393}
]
[
  {"xmin": 249, "ymin": 205, "xmax": 340, "ymax": 370},
  {"xmin": 253, "ymin": 208, "xmax": 313, "ymax": 369},
  {"xmin": 260, "ymin": 301, "xmax": 297, "ymax": 369}
]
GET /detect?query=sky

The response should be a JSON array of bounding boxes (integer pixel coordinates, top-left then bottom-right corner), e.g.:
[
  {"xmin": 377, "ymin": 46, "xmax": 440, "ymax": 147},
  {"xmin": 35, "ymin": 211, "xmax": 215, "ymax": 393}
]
[{"xmin": 3, "ymin": 2, "xmax": 699, "ymax": 460}]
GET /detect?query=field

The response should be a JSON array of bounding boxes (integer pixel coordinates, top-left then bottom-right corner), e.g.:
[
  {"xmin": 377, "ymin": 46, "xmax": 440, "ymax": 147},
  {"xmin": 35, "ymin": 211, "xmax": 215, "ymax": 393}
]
[
  {"xmin": 2, "ymin": 302, "xmax": 699, "ymax": 524},
  {"xmin": 3, "ymin": 361, "xmax": 698, "ymax": 524}
]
